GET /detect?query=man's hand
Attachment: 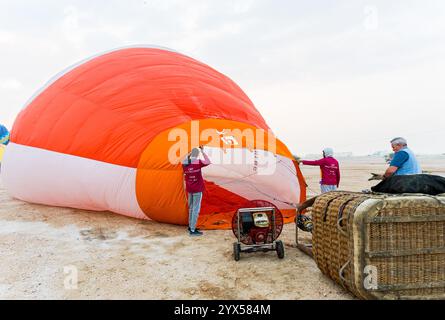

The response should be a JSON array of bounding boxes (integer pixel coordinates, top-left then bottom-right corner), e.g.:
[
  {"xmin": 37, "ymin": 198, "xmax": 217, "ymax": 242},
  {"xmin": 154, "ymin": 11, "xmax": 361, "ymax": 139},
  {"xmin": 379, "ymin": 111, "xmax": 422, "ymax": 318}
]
[{"xmin": 368, "ymin": 173, "xmax": 384, "ymax": 181}]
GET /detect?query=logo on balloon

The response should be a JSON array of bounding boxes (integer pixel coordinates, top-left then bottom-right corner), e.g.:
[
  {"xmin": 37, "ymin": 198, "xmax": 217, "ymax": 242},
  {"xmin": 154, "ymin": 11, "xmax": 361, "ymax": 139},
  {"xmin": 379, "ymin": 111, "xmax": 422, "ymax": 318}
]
[{"xmin": 216, "ymin": 129, "xmax": 239, "ymax": 146}]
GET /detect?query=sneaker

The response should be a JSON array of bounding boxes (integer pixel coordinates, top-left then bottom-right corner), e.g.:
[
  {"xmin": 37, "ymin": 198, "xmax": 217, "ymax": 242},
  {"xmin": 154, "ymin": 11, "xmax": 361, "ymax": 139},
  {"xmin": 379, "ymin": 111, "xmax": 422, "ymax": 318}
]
[{"xmin": 189, "ymin": 230, "xmax": 203, "ymax": 236}]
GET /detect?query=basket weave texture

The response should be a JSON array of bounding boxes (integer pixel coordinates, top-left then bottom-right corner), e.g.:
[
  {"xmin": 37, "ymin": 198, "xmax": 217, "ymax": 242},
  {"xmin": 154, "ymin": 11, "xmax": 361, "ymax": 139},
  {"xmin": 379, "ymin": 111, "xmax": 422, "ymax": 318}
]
[{"xmin": 312, "ymin": 191, "xmax": 445, "ymax": 300}]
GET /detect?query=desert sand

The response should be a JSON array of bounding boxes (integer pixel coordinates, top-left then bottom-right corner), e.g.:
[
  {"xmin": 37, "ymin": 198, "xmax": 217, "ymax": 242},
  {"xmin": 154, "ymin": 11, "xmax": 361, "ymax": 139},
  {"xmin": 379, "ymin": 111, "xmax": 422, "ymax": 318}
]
[{"xmin": 0, "ymin": 156, "xmax": 444, "ymax": 299}]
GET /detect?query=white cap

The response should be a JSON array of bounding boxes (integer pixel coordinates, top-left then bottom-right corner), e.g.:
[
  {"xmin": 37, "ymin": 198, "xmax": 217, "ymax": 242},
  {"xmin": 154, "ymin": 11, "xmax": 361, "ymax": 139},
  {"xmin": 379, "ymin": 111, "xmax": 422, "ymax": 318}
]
[{"xmin": 323, "ymin": 148, "xmax": 334, "ymax": 157}]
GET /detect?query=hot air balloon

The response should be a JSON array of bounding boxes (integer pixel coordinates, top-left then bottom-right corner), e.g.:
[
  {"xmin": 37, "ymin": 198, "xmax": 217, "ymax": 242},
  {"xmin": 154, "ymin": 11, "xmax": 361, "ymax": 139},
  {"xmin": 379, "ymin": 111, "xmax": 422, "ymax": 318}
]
[{"xmin": 1, "ymin": 46, "xmax": 306, "ymax": 229}]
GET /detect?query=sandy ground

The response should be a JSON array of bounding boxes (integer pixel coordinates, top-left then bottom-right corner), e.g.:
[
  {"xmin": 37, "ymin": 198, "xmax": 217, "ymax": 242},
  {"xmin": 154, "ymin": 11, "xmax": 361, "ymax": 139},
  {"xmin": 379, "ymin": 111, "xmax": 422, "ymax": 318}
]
[{"xmin": 0, "ymin": 156, "xmax": 444, "ymax": 300}]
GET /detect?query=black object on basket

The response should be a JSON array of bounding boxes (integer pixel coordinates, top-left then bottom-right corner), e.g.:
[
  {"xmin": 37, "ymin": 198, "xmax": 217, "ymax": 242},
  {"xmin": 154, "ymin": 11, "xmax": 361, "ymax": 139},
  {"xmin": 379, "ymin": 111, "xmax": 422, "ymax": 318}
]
[{"xmin": 371, "ymin": 174, "xmax": 445, "ymax": 195}]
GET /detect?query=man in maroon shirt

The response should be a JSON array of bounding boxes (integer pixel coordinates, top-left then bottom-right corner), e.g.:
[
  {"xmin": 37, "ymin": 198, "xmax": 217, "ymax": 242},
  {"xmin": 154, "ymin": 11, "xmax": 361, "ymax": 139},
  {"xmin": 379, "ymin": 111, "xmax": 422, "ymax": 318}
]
[
  {"xmin": 299, "ymin": 148, "xmax": 340, "ymax": 193},
  {"xmin": 182, "ymin": 146, "xmax": 211, "ymax": 236}
]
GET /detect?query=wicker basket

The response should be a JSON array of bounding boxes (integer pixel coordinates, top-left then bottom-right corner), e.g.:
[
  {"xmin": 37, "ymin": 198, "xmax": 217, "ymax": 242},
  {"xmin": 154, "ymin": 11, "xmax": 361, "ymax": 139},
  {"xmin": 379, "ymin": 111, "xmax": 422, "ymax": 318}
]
[{"xmin": 312, "ymin": 191, "xmax": 445, "ymax": 300}]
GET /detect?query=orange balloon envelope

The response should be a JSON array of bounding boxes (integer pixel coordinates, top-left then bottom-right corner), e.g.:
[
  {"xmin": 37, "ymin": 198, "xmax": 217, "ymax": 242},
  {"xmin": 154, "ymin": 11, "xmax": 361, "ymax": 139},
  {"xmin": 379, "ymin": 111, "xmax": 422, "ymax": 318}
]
[{"xmin": 1, "ymin": 46, "xmax": 306, "ymax": 229}]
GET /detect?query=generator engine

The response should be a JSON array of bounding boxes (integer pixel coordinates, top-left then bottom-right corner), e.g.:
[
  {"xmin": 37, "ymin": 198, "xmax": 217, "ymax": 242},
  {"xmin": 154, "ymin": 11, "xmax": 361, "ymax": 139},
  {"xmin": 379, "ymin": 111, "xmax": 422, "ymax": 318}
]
[{"xmin": 240, "ymin": 211, "xmax": 271, "ymax": 244}]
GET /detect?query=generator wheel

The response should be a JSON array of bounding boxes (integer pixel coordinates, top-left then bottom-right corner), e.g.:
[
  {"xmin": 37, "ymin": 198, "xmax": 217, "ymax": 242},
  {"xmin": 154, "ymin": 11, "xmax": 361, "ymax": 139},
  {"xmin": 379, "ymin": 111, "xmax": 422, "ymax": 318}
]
[
  {"xmin": 233, "ymin": 242, "xmax": 241, "ymax": 261},
  {"xmin": 276, "ymin": 240, "xmax": 285, "ymax": 259}
]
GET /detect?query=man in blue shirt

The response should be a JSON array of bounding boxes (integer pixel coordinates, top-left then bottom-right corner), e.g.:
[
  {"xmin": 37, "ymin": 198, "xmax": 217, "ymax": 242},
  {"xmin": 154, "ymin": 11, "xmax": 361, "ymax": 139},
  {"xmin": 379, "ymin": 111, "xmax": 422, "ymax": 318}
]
[
  {"xmin": 384, "ymin": 137, "xmax": 421, "ymax": 178},
  {"xmin": 0, "ymin": 124, "xmax": 10, "ymax": 145}
]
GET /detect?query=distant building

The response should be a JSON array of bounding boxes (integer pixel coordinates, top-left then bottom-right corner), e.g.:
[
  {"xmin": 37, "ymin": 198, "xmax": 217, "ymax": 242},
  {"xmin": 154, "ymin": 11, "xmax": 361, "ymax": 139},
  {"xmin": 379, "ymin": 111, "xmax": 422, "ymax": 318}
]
[
  {"xmin": 384, "ymin": 153, "xmax": 394, "ymax": 163},
  {"xmin": 335, "ymin": 152, "xmax": 353, "ymax": 158},
  {"xmin": 304, "ymin": 153, "xmax": 322, "ymax": 159},
  {"xmin": 370, "ymin": 150, "xmax": 388, "ymax": 157}
]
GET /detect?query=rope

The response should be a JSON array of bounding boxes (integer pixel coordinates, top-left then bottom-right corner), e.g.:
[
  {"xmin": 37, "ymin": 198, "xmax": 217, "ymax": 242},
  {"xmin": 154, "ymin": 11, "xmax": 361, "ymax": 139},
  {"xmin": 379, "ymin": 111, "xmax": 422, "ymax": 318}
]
[{"xmin": 205, "ymin": 160, "xmax": 300, "ymax": 208}]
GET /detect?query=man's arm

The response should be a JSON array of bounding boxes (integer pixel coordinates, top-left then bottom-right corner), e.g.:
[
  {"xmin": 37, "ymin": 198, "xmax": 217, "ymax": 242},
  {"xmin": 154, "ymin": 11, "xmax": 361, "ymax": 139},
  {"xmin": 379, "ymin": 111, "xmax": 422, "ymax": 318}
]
[
  {"xmin": 384, "ymin": 166, "xmax": 398, "ymax": 178},
  {"xmin": 384, "ymin": 151, "xmax": 409, "ymax": 178},
  {"xmin": 301, "ymin": 158, "xmax": 325, "ymax": 166},
  {"xmin": 199, "ymin": 147, "xmax": 211, "ymax": 167}
]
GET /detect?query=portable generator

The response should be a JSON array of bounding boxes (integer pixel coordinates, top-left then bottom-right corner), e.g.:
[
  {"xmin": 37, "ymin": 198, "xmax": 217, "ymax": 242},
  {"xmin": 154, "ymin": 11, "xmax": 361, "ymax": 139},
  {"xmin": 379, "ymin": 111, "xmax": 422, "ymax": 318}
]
[{"xmin": 232, "ymin": 200, "xmax": 285, "ymax": 261}]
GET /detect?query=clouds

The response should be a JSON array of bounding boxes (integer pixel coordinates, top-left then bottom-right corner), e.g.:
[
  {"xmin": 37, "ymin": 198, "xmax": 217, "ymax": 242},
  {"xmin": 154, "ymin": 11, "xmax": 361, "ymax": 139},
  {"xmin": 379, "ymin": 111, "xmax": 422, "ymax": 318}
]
[
  {"xmin": 0, "ymin": 0, "xmax": 444, "ymax": 154},
  {"xmin": 0, "ymin": 30, "xmax": 15, "ymax": 44},
  {"xmin": 0, "ymin": 79, "xmax": 22, "ymax": 90}
]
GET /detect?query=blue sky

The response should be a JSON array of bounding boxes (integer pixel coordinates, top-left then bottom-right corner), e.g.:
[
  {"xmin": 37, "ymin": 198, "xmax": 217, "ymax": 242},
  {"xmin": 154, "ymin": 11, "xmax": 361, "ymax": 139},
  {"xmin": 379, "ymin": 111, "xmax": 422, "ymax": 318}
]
[{"xmin": 1, "ymin": 0, "xmax": 444, "ymax": 155}]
